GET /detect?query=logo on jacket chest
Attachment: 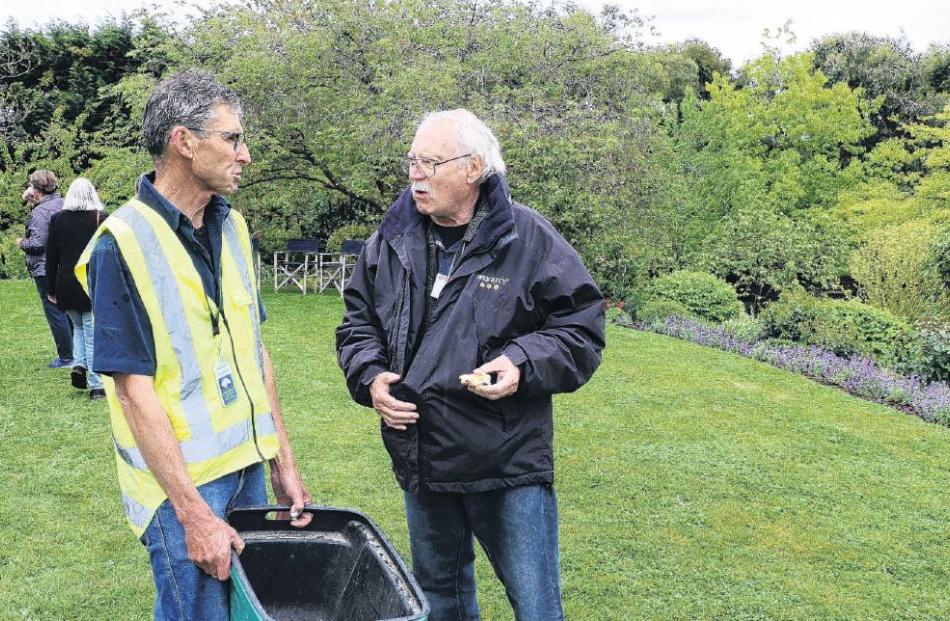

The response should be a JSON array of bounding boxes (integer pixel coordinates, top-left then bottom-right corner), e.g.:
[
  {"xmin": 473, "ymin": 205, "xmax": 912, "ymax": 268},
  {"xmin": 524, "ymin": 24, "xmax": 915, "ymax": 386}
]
[{"xmin": 476, "ymin": 274, "xmax": 509, "ymax": 291}]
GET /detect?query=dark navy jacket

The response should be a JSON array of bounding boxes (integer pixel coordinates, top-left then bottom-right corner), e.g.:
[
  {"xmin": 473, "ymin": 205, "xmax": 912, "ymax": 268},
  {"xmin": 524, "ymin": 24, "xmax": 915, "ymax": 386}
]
[{"xmin": 336, "ymin": 174, "xmax": 605, "ymax": 494}]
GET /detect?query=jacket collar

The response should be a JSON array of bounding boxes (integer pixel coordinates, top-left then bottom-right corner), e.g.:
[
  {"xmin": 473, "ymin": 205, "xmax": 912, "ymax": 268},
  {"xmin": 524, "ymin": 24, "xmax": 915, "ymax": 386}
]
[
  {"xmin": 379, "ymin": 173, "xmax": 516, "ymax": 252},
  {"xmin": 34, "ymin": 193, "xmax": 62, "ymax": 207}
]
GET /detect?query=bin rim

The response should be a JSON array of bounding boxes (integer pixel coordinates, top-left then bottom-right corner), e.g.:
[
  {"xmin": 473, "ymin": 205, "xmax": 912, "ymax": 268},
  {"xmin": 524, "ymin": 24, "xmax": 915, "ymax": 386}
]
[{"xmin": 228, "ymin": 503, "xmax": 430, "ymax": 621}]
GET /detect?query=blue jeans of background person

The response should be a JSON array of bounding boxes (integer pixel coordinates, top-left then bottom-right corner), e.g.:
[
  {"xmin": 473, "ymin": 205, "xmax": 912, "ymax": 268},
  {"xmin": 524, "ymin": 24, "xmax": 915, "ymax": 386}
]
[
  {"xmin": 33, "ymin": 275, "xmax": 72, "ymax": 361},
  {"xmin": 140, "ymin": 462, "xmax": 267, "ymax": 621},
  {"xmin": 404, "ymin": 484, "xmax": 563, "ymax": 621},
  {"xmin": 65, "ymin": 310, "xmax": 102, "ymax": 390}
]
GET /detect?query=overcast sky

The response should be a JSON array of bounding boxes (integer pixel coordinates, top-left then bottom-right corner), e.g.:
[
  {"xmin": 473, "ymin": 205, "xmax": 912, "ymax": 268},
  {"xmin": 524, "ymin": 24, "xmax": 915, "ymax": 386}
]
[{"xmin": 3, "ymin": 0, "xmax": 947, "ymax": 67}]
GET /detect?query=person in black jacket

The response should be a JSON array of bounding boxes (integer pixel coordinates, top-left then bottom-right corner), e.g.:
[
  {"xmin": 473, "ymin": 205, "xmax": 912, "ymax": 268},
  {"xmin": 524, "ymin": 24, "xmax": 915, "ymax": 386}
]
[
  {"xmin": 16, "ymin": 169, "xmax": 74, "ymax": 368},
  {"xmin": 336, "ymin": 109, "xmax": 605, "ymax": 621},
  {"xmin": 46, "ymin": 177, "xmax": 106, "ymax": 399}
]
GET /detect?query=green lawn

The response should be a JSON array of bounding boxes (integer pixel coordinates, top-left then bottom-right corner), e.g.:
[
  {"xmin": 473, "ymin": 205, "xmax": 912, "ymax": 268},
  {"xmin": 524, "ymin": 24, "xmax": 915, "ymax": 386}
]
[{"xmin": 1, "ymin": 279, "xmax": 948, "ymax": 620}]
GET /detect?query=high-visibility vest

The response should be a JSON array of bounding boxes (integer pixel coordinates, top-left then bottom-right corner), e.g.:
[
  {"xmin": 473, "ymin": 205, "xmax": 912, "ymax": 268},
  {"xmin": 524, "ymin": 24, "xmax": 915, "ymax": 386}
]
[{"xmin": 76, "ymin": 198, "xmax": 279, "ymax": 536}]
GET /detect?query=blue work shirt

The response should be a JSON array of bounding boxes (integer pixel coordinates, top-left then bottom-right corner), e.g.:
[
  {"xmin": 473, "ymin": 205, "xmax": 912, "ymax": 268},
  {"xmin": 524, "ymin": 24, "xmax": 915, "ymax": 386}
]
[{"xmin": 87, "ymin": 173, "xmax": 265, "ymax": 376}]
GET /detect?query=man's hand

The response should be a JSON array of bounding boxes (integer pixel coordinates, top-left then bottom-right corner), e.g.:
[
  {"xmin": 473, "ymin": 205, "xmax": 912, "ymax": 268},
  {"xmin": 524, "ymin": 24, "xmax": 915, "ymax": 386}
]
[
  {"xmin": 47, "ymin": 294, "xmax": 57, "ymax": 304},
  {"xmin": 370, "ymin": 372, "xmax": 418, "ymax": 430},
  {"xmin": 181, "ymin": 508, "xmax": 244, "ymax": 581},
  {"xmin": 14, "ymin": 237, "xmax": 23, "ymax": 246},
  {"xmin": 467, "ymin": 355, "xmax": 520, "ymax": 400},
  {"xmin": 270, "ymin": 460, "xmax": 313, "ymax": 528}
]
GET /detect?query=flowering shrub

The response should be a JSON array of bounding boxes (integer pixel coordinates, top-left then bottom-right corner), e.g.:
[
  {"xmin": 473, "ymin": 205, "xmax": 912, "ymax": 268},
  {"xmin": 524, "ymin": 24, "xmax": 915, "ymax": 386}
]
[
  {"xmin": 761, "ymin": 291, "xmax": 912, "ymax": 368},
  {"xmin": 640, "ymin": 315, "xmax": 950, "ymax": 427}
]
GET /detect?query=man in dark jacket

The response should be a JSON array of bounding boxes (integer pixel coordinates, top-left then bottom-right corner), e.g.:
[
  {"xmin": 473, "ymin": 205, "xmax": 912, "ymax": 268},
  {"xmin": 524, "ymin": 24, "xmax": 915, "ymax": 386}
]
[
  {"xmin": 336, "ymin": 109, "xmax": 605, "ymax": 621},
  {"xmin": 16, "ymin": 169, "xmax": 73, "ymax": 368}
]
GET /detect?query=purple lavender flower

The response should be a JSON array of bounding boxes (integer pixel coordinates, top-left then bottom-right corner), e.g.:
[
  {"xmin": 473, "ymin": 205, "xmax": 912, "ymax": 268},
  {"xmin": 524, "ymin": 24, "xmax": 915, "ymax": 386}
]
[{"xmin": 636, "ymin": 315, "xmax": 950, "ymax": 427}]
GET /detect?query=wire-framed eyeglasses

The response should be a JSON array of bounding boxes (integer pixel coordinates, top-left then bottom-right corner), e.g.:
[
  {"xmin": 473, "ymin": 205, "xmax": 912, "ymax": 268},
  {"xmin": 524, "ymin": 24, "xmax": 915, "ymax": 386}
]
[
  {"xmin": 402, "ymin": 153, "xmax": 472, "ymax": 178},
  {"xmin": 191, "ymin": 128, "xmax": 246, "ymax": 152}
]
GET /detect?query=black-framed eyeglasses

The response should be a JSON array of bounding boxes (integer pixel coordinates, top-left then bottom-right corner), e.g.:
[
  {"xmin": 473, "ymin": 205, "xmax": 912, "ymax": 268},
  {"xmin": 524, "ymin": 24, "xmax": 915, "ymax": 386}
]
[
  {"xmin": 402, "ymin": 153, "xmax": 472, "ymax": 178},
  {"xmin": 190, "ymin": 128, "xmax": 246, "ymax": 152}
]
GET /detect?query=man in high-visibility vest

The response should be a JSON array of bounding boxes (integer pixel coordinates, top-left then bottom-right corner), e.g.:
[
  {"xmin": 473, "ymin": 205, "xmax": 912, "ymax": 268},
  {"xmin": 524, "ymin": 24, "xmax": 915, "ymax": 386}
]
[{"xmin": 77, "ymin": 70, "xmax": 312, "ymax": 620}]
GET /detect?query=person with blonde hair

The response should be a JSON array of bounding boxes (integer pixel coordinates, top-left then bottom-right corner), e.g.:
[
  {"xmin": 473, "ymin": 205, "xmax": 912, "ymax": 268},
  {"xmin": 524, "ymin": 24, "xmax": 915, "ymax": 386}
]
[{"xmin": 46, "ymin": 177, "xmax": 107, "ymax": 399}]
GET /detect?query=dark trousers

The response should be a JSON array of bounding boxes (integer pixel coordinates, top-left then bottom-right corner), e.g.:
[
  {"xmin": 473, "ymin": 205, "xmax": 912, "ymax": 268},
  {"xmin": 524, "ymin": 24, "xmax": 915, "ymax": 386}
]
[{"xmin": 33, "ymin": 275, "xmax": 73, "ymax": 360}]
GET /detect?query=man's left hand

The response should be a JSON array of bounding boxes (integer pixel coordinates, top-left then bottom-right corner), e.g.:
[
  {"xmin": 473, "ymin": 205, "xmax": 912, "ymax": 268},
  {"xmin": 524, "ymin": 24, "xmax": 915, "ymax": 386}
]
[
  {"xmin": 269, "ymin": 460, "xmax": 313, "ymax": 528},
  {"xmin": 14, "ymin": 237, "xmax": 23, "ymax": 246},
  {"xmin": 467, "ymin": 354, "xmax": 520, "ymax": 400}
]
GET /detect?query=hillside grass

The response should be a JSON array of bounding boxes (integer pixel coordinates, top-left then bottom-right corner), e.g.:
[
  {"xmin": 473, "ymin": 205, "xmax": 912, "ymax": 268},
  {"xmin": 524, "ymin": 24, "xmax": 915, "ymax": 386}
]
[{"xmin": 0, "ymin": 279, "xmax": 948, "ymax": 620}]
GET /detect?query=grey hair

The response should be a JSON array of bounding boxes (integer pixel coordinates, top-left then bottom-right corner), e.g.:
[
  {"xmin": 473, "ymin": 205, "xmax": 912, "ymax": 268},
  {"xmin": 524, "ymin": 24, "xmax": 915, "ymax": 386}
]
[
  {"xmin": 63, "ymin": 177, "xmax": 104, "ymax": 212},
  {"xmin": 142, "ymin": 70, "xmax": 242, "ymax": 159},
  {"xmin": 419, "ymin": 109, "xmax": 506, "ymax": 183}
]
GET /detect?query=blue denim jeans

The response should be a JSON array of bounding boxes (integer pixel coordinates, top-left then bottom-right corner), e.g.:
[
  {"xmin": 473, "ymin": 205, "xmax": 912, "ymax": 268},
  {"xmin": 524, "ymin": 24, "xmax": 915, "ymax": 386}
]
[
  {"xmin": 33, "ymin": 275, "xmax": 72, "ymax": 360},
  {"xmin": 140, "ymin": 463, "xmax": 267, "ymax": 621},
  {"xmin": 65, "ymin": 309, "xmax": 102, "ymax": 389},
  {"xmin": 404, "ymin": 484, "xmax": 563, "ymax": 621}
]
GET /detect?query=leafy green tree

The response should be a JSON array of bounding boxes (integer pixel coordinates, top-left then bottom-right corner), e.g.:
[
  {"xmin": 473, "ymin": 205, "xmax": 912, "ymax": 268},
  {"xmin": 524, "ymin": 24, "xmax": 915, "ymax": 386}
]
[
  {"xmin": 669, "ymin": 38, "xmax": 732, "ymax": 100},
  {"xmin": 0, "ymin": 16, "xmax": 174, "ymax": 227},
  {"xmin": 904, "ymin": 105, "xmax": 950, "ymax": 206},
  {"xmin": 178, "ymin": 0, "xmax": 682, "ymax": 297},
  {"xmin": 811, "ymin": 33, "xmax": 949, "ymax": 143},
  {"xmin": 668, "ymin": 52, "xmax": 875, "ymax": 297},
  {"xmin": 674, "ymin": 52, "xmax": 876, "ymax": 222},
  {"xmin": 701, "ymin": 208, "xmax": 851, "ymax": 311}
]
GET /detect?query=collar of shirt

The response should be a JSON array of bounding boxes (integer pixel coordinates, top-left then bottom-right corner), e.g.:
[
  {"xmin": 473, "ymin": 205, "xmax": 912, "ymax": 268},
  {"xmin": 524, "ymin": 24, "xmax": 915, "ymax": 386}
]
[{"xmin": 136, "ymin": 172, "xmax": 231, "ymax": 234}]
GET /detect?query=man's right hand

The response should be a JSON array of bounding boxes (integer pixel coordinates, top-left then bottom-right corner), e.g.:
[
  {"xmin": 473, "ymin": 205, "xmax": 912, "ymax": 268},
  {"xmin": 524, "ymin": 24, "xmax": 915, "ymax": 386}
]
[
  {"xmin": 370, "ymin": 372, "xmax": 418, "ymax": 430},
  {"xmin": 182, "ymin": 508, "xmax": 244, "ymax": 580}
]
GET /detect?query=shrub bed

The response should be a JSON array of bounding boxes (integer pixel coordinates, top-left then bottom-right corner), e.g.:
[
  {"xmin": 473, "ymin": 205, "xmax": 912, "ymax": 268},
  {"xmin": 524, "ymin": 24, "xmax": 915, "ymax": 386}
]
[
  {"xmin": 640, "ymin": 315, "xmax": 950, "ymax": 427},
  {"xmin": 761, "ymin": 291, "xmax": 912, "ymax": 368}
]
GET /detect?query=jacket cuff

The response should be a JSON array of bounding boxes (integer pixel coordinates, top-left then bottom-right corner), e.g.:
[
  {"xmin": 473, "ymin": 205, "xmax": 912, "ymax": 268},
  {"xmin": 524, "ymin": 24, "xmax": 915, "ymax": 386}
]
[
  {"xmin": 360, "ymin": 364, "xmax": 387, "ymax": 387},
  {"xmin": 354, "ymin": 364, "xmax": 387, "ymax": 406},
  {"xmin": 502, "ymin": 342, "xmax": 528, "ymax": 367}
]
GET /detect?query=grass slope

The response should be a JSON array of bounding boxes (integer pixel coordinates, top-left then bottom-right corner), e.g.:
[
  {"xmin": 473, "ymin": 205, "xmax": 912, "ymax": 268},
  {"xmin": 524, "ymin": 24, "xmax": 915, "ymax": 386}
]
[{"xmin": 0, "ymin": 280, "xmax": 947, "ymax": 620}]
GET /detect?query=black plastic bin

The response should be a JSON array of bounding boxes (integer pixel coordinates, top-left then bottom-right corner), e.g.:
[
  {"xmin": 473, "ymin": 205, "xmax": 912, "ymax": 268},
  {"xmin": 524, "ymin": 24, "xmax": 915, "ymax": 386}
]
[{"xmin": 228, "ymin": 505, "xmax": 429, "ymax": 621}]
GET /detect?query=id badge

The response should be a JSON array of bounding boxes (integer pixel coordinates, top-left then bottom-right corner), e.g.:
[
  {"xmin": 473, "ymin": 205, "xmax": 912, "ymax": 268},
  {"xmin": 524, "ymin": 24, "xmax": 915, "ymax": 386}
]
[
  {"xmin": 214, "ymin": 358, "xmax": 238, "ymax": 406},
  {"xmin": 430, "ymin": 272, "xmax": 450, "ymax": 299}
]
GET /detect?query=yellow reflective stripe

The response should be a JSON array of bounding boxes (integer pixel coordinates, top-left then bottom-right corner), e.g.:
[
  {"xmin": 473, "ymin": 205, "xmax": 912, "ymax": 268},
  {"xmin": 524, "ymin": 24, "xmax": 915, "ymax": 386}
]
[
  {"xmin": 80, "ymin": 198, "xmax": 280, "ymax": 537},
  {"xmin": 222, "ymin": 216, "xmax": 264, "ymax": 374},
  {"xmin": 114, "ymin": 413, "xmax": 277, "ymax": 470},
  {"xmin": 113, "ymin": 205, "xmax": 216, "ymax": 437},
  {"xmin": 122, "ymin": 493, "xmax": 153, "ymax": 529}
]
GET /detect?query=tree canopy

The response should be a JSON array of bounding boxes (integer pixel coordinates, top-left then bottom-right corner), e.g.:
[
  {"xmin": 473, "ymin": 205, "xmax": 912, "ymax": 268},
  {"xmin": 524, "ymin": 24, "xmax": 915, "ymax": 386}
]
[{"xmin": 1, "ymin": 0, "xmax": 949, "ymax": 317}]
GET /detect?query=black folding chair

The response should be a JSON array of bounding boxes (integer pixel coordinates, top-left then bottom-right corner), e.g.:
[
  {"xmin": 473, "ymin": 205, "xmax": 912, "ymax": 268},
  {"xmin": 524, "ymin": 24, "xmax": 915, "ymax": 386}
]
[
  {"xmin": 273, "ymin": 238, "xmax": 319, "ymax": 294},
  {"xmin": 318, "ymin": 239, "xmax": 365, "ymax": 295}
]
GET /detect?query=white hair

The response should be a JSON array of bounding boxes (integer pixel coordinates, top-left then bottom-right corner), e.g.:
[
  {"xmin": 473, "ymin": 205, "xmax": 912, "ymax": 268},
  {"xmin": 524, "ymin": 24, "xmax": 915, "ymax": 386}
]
[
  {"xmin": 63, "ymin": 177, "xmax": 104, "ymax": 212},
  {"xmin": 419, "ymin": 109, "xmax": 506, "ymax": 183}
]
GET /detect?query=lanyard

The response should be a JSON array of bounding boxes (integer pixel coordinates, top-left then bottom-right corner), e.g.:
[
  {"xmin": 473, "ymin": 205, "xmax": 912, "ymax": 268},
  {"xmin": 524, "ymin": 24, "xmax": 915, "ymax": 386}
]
[{"xmin": 189, "ymin": 223, "xmax": 223, "ymax": 337}]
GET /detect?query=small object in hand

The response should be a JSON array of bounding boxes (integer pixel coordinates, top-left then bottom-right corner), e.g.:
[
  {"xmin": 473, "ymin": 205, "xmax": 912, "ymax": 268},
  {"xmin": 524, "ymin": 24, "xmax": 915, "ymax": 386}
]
[
  {"xmin": 290, "ymin": 508, "xmax": 301, "ymax": 520},
  {"xmin": 459, "ymin": 372, "xmax": 491, "ymax": 387}
]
